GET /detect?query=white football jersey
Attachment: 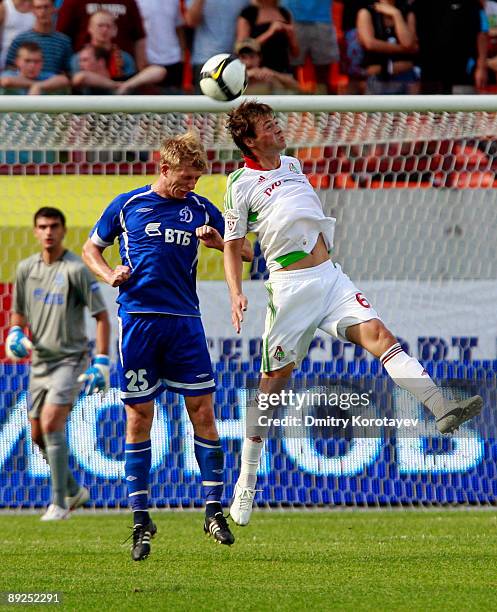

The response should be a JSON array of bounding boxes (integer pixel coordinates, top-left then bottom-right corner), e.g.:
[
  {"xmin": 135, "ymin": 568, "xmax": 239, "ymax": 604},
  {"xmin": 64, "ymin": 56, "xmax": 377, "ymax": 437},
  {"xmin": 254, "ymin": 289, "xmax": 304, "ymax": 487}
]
[{"xmin": 223, "ymin": 155, "xmax": 336, "ymax": 271}]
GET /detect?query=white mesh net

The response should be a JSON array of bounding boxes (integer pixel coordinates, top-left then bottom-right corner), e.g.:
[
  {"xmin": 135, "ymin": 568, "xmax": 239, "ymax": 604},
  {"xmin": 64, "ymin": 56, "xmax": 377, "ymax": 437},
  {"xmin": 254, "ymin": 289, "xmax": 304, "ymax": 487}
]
[
  {"xmin": 0, "ymin": 99, "xmax": 496, "ymax": 508},
  {"xmin": 2, "ymin": 109, "xmax": 497, "ymax": 149}
]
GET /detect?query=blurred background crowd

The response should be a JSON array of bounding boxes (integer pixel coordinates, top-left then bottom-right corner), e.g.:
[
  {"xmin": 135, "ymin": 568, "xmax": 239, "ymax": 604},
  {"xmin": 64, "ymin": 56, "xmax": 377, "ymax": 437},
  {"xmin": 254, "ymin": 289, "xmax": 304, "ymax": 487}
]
[{"xmin": 0, "ymin": 0, "xmax": 494, "ymax": 96}]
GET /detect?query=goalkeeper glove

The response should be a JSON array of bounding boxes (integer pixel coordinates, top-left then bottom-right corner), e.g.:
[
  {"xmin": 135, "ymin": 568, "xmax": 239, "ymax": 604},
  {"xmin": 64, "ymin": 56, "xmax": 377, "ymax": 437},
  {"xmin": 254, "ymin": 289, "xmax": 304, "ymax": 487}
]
[
  {"xmin": 78, "ymin": 354, "xmax": 110, "ymax": 395},
  {"xmin": 5, "ymin": 326, "xmax": 33, "ymax": 361}
]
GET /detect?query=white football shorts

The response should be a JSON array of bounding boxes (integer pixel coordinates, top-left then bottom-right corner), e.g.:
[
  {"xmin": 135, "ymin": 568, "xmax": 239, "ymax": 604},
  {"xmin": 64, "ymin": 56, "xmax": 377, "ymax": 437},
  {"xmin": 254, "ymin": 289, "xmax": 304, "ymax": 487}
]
[{"xmin": 261, "ymin": 259, "xmax": 380, "ymax": 372}]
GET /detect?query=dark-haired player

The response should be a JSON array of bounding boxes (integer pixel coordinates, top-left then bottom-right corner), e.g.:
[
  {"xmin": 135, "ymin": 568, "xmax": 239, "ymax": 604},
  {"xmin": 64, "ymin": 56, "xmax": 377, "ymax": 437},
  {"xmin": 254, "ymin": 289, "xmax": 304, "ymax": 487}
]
[
  {"xmin": 6, "ymin": 206, "xmax": 110, "ymax": 521},
  {"xmin": 223, "ymin": 101, "xmax": 483, "ymax": 526}
]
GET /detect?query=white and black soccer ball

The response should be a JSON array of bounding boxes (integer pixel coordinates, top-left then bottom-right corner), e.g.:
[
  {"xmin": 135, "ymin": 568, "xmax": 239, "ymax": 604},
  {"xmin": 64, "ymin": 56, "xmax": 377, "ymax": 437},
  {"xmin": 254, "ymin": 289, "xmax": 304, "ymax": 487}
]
[{"xmin": 199, "ymin": 53, "xmax": 247, "ymax": 101}]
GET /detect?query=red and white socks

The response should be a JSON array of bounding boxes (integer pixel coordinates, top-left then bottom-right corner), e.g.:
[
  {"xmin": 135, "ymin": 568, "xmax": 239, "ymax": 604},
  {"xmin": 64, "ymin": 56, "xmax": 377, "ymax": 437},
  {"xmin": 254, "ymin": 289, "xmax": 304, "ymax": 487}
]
[{"xmin": 380, "ymin": 342, "xmax": 446, "ymax": 420}]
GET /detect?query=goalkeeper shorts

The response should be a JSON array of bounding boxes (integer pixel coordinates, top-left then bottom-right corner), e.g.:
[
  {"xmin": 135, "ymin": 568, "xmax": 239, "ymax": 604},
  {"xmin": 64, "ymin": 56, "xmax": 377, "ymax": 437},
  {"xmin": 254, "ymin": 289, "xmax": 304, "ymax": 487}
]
[
  {"xmin": 261, "ymin": 260, "xmax": 380, "ymax": 372},
  {"xmin": 118, "ymin": 310, "xmax": 216, "ymax": 404},
  {"xmin": 28, "ymin": 353, "xmax": 88, "ymax": 418}
]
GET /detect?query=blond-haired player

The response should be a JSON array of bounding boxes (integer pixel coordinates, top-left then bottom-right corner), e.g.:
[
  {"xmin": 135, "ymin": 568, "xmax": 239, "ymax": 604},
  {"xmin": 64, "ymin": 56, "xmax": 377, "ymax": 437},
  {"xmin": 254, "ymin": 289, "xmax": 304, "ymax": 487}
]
[{"xmin": 83, "ymin": 132, "xmax": 252, "ymax": 560}]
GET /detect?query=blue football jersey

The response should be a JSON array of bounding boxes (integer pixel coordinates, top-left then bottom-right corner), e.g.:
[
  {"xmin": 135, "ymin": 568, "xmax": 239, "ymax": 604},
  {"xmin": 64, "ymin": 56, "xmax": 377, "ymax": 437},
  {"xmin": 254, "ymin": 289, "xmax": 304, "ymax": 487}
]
[{"xmin": 90, "ymin": 185, "xmax": 225, "ymax": 316}]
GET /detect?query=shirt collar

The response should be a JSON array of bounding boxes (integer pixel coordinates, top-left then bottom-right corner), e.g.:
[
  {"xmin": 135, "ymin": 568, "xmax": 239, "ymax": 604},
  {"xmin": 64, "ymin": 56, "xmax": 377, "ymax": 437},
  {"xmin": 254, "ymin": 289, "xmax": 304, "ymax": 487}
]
[
  {"xmin": 37, "ymin": 249, "xmax": 67, "ymax": 264},
  {"xmin": 243, "ymin": 155, "xmax": 281, "ymax": 171}
]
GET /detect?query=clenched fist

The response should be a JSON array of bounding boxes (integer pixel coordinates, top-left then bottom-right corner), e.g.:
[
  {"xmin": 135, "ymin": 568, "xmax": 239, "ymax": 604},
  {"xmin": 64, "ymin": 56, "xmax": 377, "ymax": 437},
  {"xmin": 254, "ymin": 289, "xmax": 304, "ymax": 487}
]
[{"xmin": 107, "ymin": 265, "xmax": 131, "ymax": 287}]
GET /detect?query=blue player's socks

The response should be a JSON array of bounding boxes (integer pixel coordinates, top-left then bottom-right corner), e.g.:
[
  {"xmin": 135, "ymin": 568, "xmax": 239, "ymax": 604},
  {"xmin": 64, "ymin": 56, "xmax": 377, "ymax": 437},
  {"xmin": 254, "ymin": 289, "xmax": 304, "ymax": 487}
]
[
  {"xmin": 133, "ymin": 510, "xmax": 150, "ymax": 526},
  {"xmin": 125, "ymin": 440, "xmax": 151, "ymax": 521},
  {"xmin": 194, "ymin": 435, "xmax": 224, "ymax": 512},
  {"xmin": 205, "ymin": 501, "xmax": 223, "ymax": 518}
]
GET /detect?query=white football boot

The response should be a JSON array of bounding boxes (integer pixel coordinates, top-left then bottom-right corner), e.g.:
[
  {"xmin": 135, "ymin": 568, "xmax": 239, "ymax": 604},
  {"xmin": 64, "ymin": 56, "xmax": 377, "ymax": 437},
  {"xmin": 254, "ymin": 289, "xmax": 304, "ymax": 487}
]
[
  {"xmin": 40, "ymin": 504, "xmax": 70, "ymax": 521},
  {"xmin": 436, "ymin": 395, "xmax": 483, "ymax": 434},
  {"xmin": 230, "ymin": 482, "xmax": 257, "ymax": 526}
]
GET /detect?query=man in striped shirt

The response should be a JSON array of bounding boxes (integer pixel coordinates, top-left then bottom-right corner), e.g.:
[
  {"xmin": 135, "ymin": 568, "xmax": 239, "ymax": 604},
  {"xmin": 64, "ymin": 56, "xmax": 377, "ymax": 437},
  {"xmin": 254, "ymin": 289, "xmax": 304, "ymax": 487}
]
[
  {"xmin": 1, "ymin": 40, "xmax": 69, "ymax": 94},
  {"xmin": 5, "ymin": 0, "xmax": 72, "ymax": 75}
]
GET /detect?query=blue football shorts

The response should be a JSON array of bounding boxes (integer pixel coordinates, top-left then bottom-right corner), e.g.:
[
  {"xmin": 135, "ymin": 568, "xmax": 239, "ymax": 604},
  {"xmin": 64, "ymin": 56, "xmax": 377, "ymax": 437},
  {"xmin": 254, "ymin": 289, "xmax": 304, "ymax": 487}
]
[{"xmin": 118, "ymin": 311, "xmax": 215, "ymax": 404}]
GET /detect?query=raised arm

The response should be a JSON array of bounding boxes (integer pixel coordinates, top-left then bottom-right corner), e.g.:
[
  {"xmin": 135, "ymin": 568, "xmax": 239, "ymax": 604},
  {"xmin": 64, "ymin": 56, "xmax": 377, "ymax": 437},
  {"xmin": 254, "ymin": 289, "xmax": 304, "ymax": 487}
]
[
  {"xmin": 371, "ymin": 4, "xmax": 418, "ymax": 51},
  {"xmin": 236, "ymin": 15, "xmax": 251, "ymax": 42},
  {"xmin": 357, "ymin": 8, "xmax": 409, "ymax": 54}
]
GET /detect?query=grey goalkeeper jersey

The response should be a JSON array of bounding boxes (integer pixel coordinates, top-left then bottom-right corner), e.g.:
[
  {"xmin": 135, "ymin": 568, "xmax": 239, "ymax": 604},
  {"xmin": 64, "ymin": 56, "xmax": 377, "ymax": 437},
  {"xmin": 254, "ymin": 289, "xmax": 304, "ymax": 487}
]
[{"xmin": 13, "ymin": 250, "xmax": 106, "ymax": 365}]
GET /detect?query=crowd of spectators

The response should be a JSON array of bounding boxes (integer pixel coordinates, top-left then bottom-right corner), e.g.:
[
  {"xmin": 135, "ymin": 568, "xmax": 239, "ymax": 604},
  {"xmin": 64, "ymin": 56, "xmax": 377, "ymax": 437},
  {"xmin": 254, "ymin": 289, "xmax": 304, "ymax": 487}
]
[{"xmin": 0, "ymin": 0, "xmax": 492, "ymax": 96}]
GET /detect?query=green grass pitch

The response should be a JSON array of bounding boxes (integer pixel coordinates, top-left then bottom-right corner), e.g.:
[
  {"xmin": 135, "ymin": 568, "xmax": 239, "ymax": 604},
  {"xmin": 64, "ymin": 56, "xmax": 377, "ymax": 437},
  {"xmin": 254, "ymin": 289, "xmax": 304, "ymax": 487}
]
[{"xmin": 2, "ymin": 510, "xmax": 497, "ymax": 611}]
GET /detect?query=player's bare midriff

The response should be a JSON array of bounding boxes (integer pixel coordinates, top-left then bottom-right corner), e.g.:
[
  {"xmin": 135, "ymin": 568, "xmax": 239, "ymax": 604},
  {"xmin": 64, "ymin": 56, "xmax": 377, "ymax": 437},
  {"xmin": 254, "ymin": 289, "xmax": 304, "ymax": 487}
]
[{"xmin": 277, "ymin": 233, "xmax": 329, "ymax": 272}]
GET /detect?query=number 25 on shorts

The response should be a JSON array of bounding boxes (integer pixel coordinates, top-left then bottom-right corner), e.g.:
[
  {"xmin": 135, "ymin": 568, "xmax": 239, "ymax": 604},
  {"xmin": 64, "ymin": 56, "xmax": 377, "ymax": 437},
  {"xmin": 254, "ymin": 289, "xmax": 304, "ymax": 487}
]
[{"xmin": 125, "ymin": 369, "xmax": 149, "ymax": 392}]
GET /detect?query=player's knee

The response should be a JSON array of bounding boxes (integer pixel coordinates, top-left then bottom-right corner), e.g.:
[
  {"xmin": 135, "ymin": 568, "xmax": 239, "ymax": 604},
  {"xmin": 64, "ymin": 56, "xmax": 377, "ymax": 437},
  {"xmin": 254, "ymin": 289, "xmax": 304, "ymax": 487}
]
[
  {"xmin": 195, "ymin": 407, "xmax": 216, "ymax": 429},
  {"xmin": 40, "ymin": 419, "xmax": 61, "ymax": 434},
  {"xmin": 189, "ymin": 403, "xmax": 216, "ymax": 432},
  {"xmin": 40, "ymin": 408, "xmax": 68, "ymax": 434},
  {"xmin": 126, "ymin": 409, "xmax": 153, "ymax": 437}
]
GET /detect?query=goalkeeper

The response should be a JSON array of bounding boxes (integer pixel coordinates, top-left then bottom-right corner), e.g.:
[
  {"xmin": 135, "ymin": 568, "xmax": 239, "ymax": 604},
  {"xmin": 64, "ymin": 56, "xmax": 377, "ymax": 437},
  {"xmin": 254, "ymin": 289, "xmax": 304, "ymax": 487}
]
[
  {"xmin": 223, "ymin": 101, "xmax": 484, "ymax": 526},
  {"xmin": 5, "ymin": 207, "xmax": 110, "ymax": 522}
]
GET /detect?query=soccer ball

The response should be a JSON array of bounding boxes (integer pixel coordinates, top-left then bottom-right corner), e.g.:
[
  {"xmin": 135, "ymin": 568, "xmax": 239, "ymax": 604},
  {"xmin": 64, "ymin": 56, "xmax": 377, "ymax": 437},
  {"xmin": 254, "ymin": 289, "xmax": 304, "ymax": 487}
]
[{"xmin": 199, "ymin": 53, "xmax": 247, "ymax": 101}]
